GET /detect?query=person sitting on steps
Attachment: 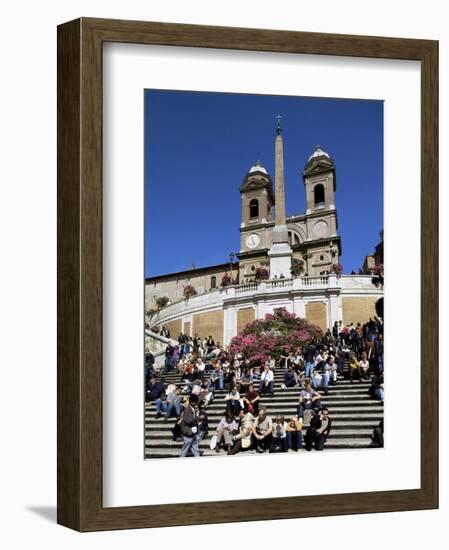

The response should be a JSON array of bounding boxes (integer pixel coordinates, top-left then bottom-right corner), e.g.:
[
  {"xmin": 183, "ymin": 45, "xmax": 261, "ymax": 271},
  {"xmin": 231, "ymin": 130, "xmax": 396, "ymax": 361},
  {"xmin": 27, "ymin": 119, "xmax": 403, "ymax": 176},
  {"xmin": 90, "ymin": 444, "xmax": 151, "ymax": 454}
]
[
  {"xmin": 286, "ymin": 415, "xmax": 303, "ymax": 451},
  {"xmin": 228, "ymin": 409, "xmax": 255, "ymax": 455},
  {"xmin": 224, "ymin": 385, "xmax": 242, "ymax": 416},
  {"xmin": 283, "ymin": 365, "xmax": 297, "ymax": 388},
  {"xmin": 243, "ymin": 383, "xmax": 260, "ymax": 416},
  {"xmin": 348, "ymin": 355, "xmax": 362, "ymax": 383},
  {"xmin": 251, "ymin": 408, "xmax": 273, "ymax": 453},
  {"xmin": 215, "ymin": 411, "xmax": 237, "ymax": 454},
  {"xmin": 258, "ymin": 364, "xmax": 274, "ymax": 397},
  {"xmin": 304, "ymin": 407, "xmax": 332, "ymax": 451},
  {"xmin": 297, "ymin": 380, "xmax": 322, "ymax": 419},
  {"xmin": 270, "ymin": 415, "xmax": 288, "ymax": 453}
]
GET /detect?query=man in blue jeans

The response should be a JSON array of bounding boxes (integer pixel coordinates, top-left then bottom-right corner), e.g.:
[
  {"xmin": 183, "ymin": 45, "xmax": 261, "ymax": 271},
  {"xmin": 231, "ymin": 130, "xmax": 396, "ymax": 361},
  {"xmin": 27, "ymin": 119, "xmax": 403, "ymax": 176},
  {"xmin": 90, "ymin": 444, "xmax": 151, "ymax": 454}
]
[
  {"xmin": 208, "ymin": 363, "xmax": 224, "ymax": 391},
  {"xmin": 146, "ymin": 377, "xmax": 166, "ymax": 417},
  {"xmin": 180, "ymin": 394, "xmax": 200, "ymax": 457},
  {"xmin": 165, "ymin": 386, "xmax": 182, "ymax": 421},
  {"xmin": 304, "ymin": 343, "xmax": 316, "ymax": 379}
]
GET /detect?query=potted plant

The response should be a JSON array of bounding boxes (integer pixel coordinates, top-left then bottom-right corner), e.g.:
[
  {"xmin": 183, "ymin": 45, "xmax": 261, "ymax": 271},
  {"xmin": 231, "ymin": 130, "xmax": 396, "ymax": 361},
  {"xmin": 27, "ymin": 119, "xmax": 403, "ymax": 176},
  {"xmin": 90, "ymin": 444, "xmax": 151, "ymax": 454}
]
[
  {"xmin": 330, "ymin": 263, "xmax": 343, "ymax": 276},
  {"xmin": 254, "ymin": 266, "xmax": 269, "ymax": 281},
  {"xmin": 155, "ymin": 296, "xmax": 170, "ymax": 309},
  {"xmin": 371, "ymin": 264, "xmax": 384, "ymax": 287},
  {"xmin": 290, "ymin": 258, "xmax": 304, "ymax": 278},
  {"xmin": 183, "ymin": 284, "xmax": 198, "ymax": 299},
  {"xmin": 221, "ymin": 272, "xmax": 232, "ymax": 287}
]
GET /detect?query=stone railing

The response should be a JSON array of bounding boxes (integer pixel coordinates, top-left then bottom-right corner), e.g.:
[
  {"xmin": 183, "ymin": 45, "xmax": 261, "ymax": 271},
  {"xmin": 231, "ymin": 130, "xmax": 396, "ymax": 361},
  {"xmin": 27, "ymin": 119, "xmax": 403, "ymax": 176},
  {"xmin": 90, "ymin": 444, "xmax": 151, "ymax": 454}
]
[
  {"xmin": 234, "ymin": 281, "xmax": 259, "ymax": 295},
  {"xmin": 148, "ymin": 274, "xmax": 380, "ymax": 328},
  {"xmin": 145, "ymin": 330, "xmax": 179, "ymax": 369},
  {"xmin": 265, "ymin": 278, "xmax": 294, "ymax": 290},
  {"xmin": 300, "ymin": 275, "xmax": 329, "ymax": 287},
  {"xmin": 229, "ymin": 275, "xmax": 334, "ymax": 296}
]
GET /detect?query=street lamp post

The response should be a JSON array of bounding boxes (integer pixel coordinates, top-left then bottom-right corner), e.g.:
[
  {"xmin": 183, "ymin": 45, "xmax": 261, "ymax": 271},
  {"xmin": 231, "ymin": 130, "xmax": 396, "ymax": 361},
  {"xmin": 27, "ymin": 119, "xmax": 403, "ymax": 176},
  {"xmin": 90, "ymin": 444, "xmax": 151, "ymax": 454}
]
[{"xmin": 229, "ymin": 252, "xmax": 236, "ymax": 284}]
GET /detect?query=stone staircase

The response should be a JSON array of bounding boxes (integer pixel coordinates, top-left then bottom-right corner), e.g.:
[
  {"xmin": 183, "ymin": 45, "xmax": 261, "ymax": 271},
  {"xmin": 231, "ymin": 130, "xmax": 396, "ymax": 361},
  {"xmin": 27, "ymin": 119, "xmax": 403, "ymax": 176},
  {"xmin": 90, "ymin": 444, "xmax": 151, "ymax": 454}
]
[{"xmin": 145, "ymin": 367, "xmax": 383, "ymax": 458}]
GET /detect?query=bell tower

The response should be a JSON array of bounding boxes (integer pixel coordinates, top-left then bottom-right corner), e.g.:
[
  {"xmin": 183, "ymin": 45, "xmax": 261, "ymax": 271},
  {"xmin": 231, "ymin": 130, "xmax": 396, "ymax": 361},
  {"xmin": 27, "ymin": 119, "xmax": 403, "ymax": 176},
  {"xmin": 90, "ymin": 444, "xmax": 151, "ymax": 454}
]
[
  {"xmin": 301, "ymin": 145, "xmax": 341, "ymax": 275},
  {"xmin": 238, "ymin": 161, "xmax": 274, "ymax": 282},
  {"xmin": 239, "ymin": 160, "xmax": 274, "ymax": 227},
  {"xmin": 303, "ymin": 145, "xmax": 336, "ymax": 215}
]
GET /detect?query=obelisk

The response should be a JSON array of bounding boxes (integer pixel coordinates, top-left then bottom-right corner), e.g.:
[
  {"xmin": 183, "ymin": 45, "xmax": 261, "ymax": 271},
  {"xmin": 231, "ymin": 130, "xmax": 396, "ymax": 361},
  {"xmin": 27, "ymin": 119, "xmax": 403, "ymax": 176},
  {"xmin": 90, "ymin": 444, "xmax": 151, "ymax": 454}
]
[{"xmin": 268, "ymin": 115, "xmax": 292, "ymax": 278}]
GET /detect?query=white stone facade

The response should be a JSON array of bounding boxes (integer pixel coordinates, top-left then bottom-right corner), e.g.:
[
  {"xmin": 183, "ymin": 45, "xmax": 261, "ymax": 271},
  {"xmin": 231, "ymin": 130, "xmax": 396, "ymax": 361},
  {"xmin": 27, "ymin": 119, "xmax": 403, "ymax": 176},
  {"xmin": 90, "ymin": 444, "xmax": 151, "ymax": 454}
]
[{"xmin": 148, "ymin": 275, "xmax": 383, "ymax": 346}]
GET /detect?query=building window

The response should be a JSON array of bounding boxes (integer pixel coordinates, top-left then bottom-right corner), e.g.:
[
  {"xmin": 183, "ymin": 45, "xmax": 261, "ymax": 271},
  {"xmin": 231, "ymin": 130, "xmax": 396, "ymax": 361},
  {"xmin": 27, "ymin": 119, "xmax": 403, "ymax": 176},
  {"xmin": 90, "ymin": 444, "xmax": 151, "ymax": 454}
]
[
  {"xmin": 210, "ymin": 276, "xmax": 217, "ymax": 289},
  {"xmin": 314, "ymin": 184, "xmax": 325, "ymax": 207},
  {"xmin": 249, "ymin": 198, "xmax": 259, "ymax": 219},
  {"xmin": 288, "ymin": 231, "xmax": 300, "ymax": 246}
]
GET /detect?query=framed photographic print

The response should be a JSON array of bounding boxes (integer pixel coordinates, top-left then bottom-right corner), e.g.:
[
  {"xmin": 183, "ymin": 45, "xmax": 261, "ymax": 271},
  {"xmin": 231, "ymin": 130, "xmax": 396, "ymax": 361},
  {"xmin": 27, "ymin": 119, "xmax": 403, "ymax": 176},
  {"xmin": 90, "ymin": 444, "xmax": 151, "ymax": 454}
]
[{"xmin": 57, "ymin": 17, "xmax": 438, "ymax": 531}]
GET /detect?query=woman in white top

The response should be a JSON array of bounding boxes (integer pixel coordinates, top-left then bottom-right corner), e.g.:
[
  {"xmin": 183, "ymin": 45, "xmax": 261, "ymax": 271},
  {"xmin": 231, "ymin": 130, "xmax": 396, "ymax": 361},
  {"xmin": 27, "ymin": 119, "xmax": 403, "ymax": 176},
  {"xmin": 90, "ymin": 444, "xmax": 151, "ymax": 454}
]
[
  {"xmin": 258, "ymin": 365, "xmax": 274, "ymax": 396},
  {"xmin": 359, "ymin": 352, "xmax": 370, "ymax": 379},
  {"xmin": 271, "ymin": 415, "xmax": 288, "ymax": 452},
  {"xmin": 224, "ymin": 385, "xmax": 242, "ymax": 415}
]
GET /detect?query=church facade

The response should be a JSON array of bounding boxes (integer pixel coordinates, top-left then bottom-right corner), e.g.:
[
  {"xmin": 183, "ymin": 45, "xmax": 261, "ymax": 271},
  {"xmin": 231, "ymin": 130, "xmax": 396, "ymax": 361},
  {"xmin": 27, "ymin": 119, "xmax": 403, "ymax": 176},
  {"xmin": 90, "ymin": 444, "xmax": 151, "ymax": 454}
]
[
  {"xmin": 238, "ymin": 139, "xmax": 341, "ymax": 282},
  {"xmin": 146, "ymin": 126, "xmax": 342, "ymax": 311},
  {"xmin": 145, "ymin": 121, "xmax": 382, "ymax": 347}
]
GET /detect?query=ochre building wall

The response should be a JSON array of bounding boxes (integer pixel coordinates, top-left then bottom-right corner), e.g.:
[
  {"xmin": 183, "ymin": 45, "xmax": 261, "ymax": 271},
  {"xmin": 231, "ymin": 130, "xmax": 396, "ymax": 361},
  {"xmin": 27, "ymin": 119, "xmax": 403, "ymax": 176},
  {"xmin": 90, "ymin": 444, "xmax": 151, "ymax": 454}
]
[
  {"xmin": 163, "ymin": 319, "xmax": 182, "ymax": 339},
  {"xmin": 305, "ymin": 301, "xmax": 327, "ymax": 331},
  {"xmin": 342, "ymin": 297, "xmax": 378, "ymax": 325},
  {"xmin": 237, "ymin": 307, "xmax": 256, "ymax": 334},
  {"xmin": 192, "ymin": 310, "xmax": 224, "ymax": 345}
]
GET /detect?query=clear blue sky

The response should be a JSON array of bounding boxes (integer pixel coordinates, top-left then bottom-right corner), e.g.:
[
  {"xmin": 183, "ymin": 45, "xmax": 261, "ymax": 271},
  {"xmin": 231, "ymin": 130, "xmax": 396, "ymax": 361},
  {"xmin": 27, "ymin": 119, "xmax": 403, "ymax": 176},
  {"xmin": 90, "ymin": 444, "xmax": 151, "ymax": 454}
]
[{"xmin": 144, "ymin": 90, "xmax": 383, "ymax": 278}]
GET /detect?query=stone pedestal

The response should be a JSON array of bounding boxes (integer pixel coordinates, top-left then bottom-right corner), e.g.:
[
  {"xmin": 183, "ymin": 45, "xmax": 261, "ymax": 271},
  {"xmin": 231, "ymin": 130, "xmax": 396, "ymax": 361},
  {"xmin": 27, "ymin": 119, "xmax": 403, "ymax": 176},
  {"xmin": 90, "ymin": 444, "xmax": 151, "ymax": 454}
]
[{"xmin": 268, "ymin": 224, "xmax": 292, "ymax": 278}]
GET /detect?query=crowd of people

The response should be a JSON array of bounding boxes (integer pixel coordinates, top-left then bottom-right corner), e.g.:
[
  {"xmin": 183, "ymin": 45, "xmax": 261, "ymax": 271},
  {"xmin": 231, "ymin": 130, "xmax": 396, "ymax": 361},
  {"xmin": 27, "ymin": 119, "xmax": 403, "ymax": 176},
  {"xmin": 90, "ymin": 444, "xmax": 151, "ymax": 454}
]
[{"xmin": 145, "ymin": 317, "xmax": 384, "ymax": 457}]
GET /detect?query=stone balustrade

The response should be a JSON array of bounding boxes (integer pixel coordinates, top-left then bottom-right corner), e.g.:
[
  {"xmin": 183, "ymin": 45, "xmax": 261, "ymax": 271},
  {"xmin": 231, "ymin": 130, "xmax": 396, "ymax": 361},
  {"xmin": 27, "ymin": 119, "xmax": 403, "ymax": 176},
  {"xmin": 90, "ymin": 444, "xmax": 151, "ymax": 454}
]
[{"xmin": 147, "ymin": 274, "xmax": 381, "ymax": 334}]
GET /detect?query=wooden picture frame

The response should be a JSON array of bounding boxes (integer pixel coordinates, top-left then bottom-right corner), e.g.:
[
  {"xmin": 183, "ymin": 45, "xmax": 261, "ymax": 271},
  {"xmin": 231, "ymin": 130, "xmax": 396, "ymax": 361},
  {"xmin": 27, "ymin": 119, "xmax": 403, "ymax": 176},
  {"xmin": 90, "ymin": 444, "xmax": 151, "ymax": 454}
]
[{"xmin": 57, "ymin": 17, "xmax": 438, "ymax": 531}]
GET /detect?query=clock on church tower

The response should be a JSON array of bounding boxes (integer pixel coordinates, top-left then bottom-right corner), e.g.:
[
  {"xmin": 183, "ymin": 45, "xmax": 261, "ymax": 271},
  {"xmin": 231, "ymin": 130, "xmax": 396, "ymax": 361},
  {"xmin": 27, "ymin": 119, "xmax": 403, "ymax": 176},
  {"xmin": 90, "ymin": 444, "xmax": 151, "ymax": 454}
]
[
  {"xmin": 237, "ymin": 160, "xmax": 275, "ymax": 281},
  {"xmin": 245, "ymin": 233, "xmax": 261, "ymax": 249}
]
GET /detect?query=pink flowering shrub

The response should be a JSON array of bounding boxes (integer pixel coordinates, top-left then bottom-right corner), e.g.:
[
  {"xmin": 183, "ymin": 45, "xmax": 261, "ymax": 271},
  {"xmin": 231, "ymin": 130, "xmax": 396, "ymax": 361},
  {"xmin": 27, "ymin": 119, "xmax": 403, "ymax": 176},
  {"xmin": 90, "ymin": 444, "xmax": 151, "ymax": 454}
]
[{"xmin": 229, "ymin": 307, "xmax": 323, "ymax": 366}]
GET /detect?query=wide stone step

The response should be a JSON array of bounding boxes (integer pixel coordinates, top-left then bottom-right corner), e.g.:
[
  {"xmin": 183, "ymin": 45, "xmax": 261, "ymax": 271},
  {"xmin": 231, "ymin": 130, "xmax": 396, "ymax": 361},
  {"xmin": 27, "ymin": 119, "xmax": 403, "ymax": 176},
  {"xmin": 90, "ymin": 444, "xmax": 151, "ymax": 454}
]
[
  {"xmin": 145, "ymin": 427, "xmax": 374, "ymax": 439},
  {"xmin": 145, "ymin": 402, "xmax": 383, "ymax": 416},
  {"xmin": 144, "ymin": 438, "xmax": 376, "ymax": 458},
  {"xmin": 145, "ymin": 424, "xmax": 380, "ymax": 440},
  {"xmin": 147, "ymin": 361, "xmax": 381, "ymax": 458},
  {"xmin": 145, "ymin": 420, "xmax": 379, "ymax": 438},
  {"xmin": 145, "ymin": 429, "xmax": 373, "ymax": 447},
  {"xmin": 146, "ymin": 392, "xmax": 374, "ymax": 405},
  {"xmin": 146, "ymin": 393, "xmax": 373, "ymax": 406},
  {"xmin": 150, "ymin": 382, "xmax": 371, "ymax": 391},
  {"xmin": 162, "ymin": 372, "xmax": 365, "ymax": 380},
  {"xmin": 145, "ymin": 410, "xmax": 383, "ymax": 424}
]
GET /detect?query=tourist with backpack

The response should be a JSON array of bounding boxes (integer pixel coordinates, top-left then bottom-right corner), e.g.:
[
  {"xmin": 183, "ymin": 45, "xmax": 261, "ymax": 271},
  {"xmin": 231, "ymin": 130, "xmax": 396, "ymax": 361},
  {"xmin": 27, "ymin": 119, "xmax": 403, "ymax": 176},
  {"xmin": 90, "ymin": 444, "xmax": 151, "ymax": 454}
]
[{"xmin": 179, "ymin": 394, "xmax": 200, "ymax": 457}]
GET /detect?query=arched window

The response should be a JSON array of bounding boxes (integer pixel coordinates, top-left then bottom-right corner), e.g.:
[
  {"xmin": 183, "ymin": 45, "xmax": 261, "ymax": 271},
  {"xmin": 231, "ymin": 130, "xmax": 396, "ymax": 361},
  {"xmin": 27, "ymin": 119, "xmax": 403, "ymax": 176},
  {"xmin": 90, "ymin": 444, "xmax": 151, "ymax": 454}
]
[
  {"xmin": 314, "ymin": 184, "xmax": 325, "ymax": 207},
  {"xmin": 210, "ymin": 276, "xmax": 217, "ymax": 289},
  {"xmin": 249, "ymin": 198, "xmax": 259, "ymax": 219},
  {"xmin": 288, "ymin": 231, "xmax": 300, "ymax": 246}
]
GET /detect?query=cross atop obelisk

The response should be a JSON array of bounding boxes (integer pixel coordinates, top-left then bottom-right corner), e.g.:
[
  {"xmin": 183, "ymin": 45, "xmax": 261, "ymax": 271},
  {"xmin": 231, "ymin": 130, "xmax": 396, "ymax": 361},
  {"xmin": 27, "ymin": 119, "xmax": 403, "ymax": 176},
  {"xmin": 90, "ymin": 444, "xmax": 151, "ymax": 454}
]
[{"xmin": 276, "ymin": 113, "xmax": 282, "ymax": 135}]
